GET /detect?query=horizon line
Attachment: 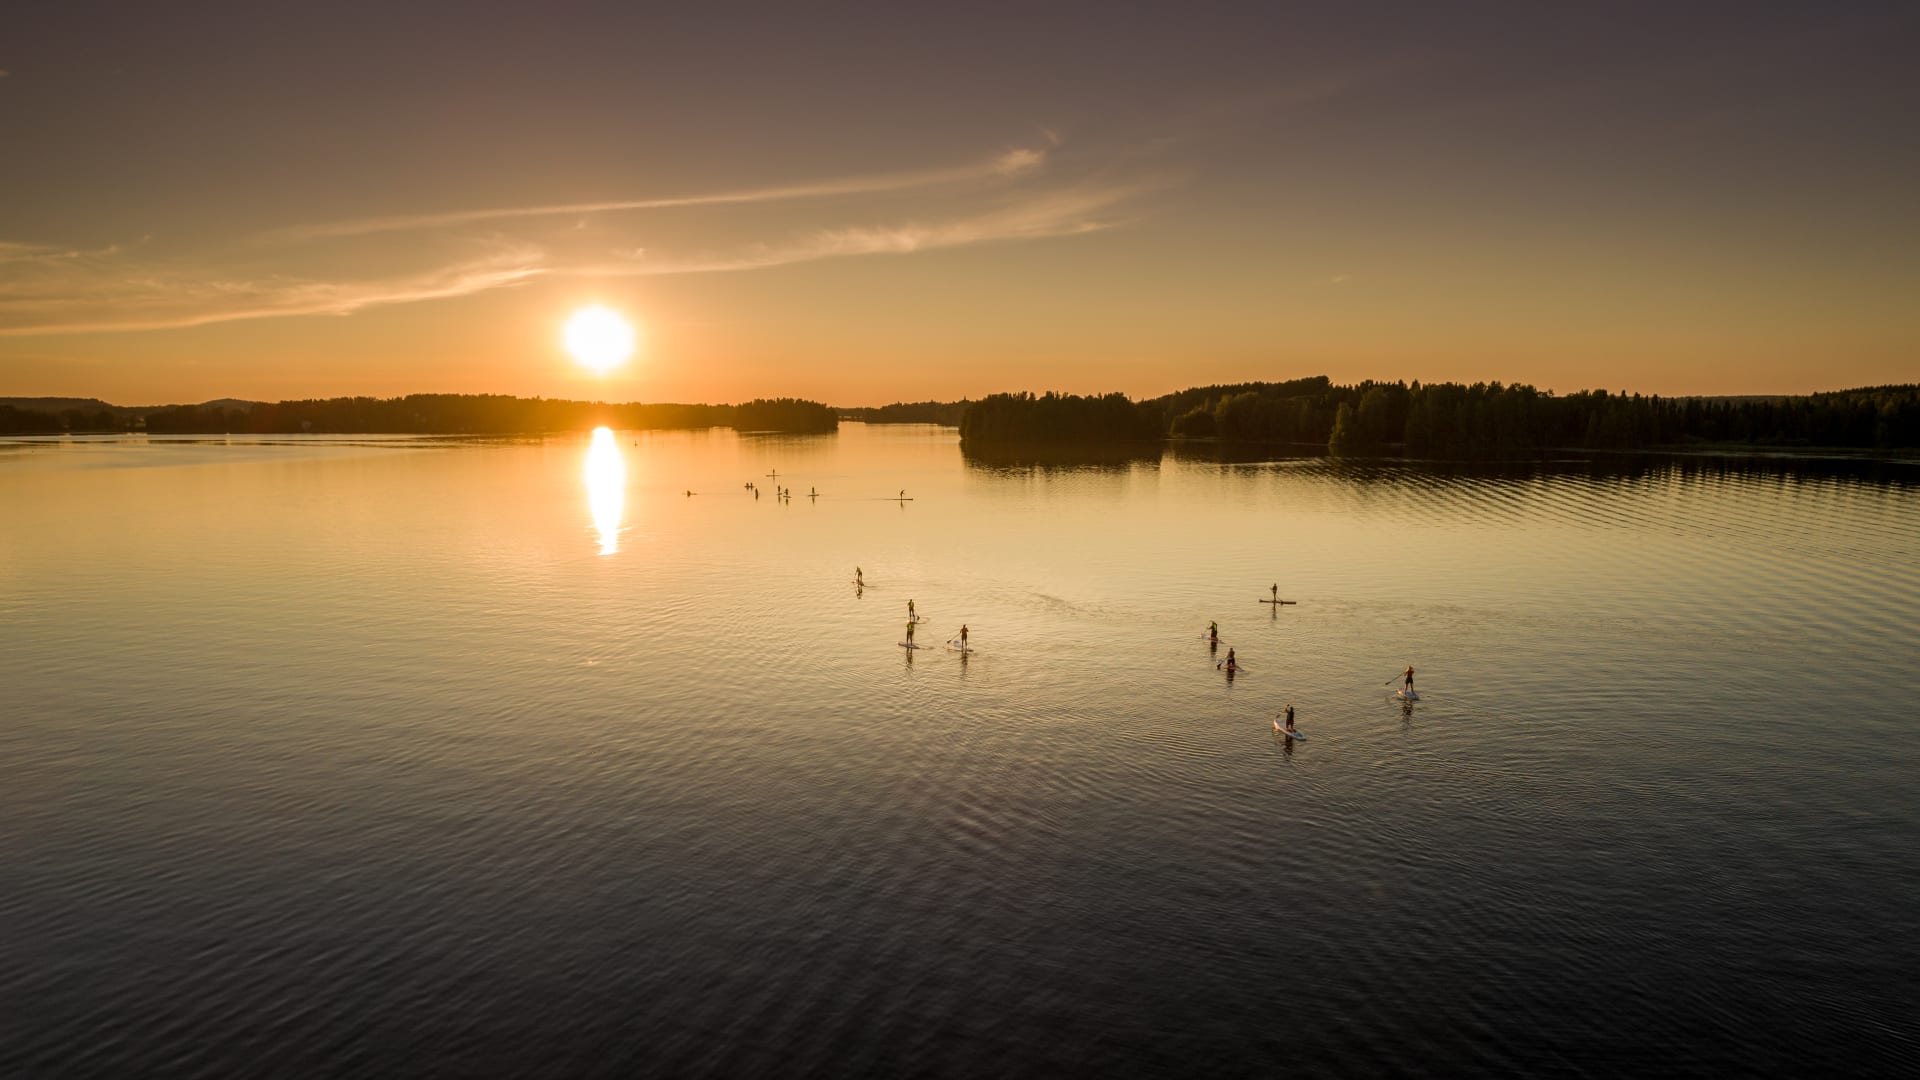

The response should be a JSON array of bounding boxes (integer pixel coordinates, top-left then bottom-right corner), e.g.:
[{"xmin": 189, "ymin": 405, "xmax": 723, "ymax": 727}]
[{"xmin": 5, "ymin": 378, "xmax": 1911, "ymax": 413}]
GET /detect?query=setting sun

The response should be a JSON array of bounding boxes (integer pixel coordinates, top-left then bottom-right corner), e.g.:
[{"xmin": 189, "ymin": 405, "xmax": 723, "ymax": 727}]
[{"xmin": 563, "ymin": 306, "xmax": 636, "ymax": 373}]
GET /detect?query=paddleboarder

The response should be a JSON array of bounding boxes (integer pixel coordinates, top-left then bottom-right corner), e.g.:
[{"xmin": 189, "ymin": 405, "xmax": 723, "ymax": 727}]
[
  {"xmin": 906, "ymin": 621, "xmax": 916, "ymax": 647},
  {"xmin": 1209, "ymin": 621, "xmax": 1220, "ymax": 643},
  {"xmin": 1282, "ymin": 703, "xmax": 1296, "ymax": 735},
  {"xmin": 1403, "ymin": 666, "xmax": 1415, "ymax": 693},
  {"xmin": 959, "ymin": 624, "xmax": 969, "ymax": 648}
]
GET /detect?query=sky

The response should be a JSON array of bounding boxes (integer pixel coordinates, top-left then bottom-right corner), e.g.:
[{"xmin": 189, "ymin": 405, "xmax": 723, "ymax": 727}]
[{"xmin": 2, "ymin": 1, "xmax": 1917, "ymax": 405}]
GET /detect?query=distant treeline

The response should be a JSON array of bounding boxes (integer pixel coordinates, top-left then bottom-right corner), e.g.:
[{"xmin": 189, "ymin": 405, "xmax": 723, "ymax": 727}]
[
  {"xmin": 0, "ymin": 394, "xmax": 838, "ymax": 435},
  {"xmin": 958, "ymin": 392, "xmax": 1163, "ymax": 443},
  {"xmin": 732, "ymin": 398, "xmax": 839, "ymax": 433},
  {"xmin": 838, "ymin": 400, "xmax": 971, "ymax": 425},
  {"xmin": 0, "ymin": 404, "xmax": 126, "ymax": 434},
  {"xmin": 958, "ymin": 378, "xmax": 1920, "ymax": 456}
]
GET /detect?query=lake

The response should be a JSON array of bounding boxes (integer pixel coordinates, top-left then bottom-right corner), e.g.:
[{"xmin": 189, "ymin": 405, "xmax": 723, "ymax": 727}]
[{"xmin": 3, "ymin": 424, "xmax": 1916, "ymax": 1075}]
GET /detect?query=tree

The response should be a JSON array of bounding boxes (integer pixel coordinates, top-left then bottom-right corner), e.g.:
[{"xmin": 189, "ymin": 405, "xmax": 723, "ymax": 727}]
[{"xmin": 1328, "ymin": 403, "xmax": 1359, "ymax": 455}]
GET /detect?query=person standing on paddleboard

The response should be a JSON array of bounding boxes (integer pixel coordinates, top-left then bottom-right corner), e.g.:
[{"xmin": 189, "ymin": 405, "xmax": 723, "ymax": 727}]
[
  {"xmin": 1225, "ymin": 648, "xmax": 1237, "ymax": 670},
  {"xmin": 1403, "ymin": 666, "xmax": 1415, "ymax": 692},
  {"xmin": 855, "ymin": 566, "xmax": 863, "ymax": 586},
  {"xmin": 959, "ymin": 624, "xmax": 969, "ymax": 648},
  {"xmin": 1271, "ymin": 584, "xmax": 1279, "ymax": 603},
  {"xmin": 906, "ymin": 621, "xmax": 916, "ymax": 647},
  {"xmin": 1209, "ymin": 621, "xmax": 1220, "ymax": 643},
  {"xmin": 1283, "ymin": 703, "xmax": 1296, "ymax": 734},
  {"xmin": 908, "ymin": 599, "xmax": 916, "ymax": 621}
]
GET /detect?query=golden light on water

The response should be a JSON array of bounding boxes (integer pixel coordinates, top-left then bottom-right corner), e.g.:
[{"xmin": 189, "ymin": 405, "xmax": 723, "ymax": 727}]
[
  {"xmin": 564, "ymin": 306, "xmax": 637, "ymax": 372},
  {"xmin": 585, "ymin": 426, "xmax": 626, "ymax": 554}
]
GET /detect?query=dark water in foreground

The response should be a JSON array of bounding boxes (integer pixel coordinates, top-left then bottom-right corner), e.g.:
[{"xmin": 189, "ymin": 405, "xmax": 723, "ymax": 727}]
[{"xmin": 3, "ymin": 426, "xmax": 1917, "ymax": 1076}]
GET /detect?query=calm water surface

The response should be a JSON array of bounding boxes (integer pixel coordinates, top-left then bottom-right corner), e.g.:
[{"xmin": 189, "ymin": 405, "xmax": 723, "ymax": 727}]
[{"xmin": 3, "ymin": 425, "xmax": 1917, "ymax": 1076}]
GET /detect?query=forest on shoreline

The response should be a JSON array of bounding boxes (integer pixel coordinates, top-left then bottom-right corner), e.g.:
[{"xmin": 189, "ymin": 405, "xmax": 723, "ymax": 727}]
[
  {"xmin": 7, "ymin": 380, "xmax": 1917, "ymax": 456},
  {"xmin": 958, "ymin": 378, "xmax": 1920, "ymax": 456},
  {"xmin": 0, "ymin": 394, "xmax": 838, "ymax": 436},
  {"xmin": 837, "ymin": 400, "xmax": 970, "ymax": 425}
]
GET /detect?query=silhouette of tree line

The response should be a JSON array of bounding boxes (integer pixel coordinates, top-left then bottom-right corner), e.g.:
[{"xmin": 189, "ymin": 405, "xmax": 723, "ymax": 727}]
[
  {"xmin": 732, "ymin": 398, "xmax": 839, "ymax": 433},
  {"xmin": 0, "ymin": 405, "xmax": 126, "ymax": 434},
  {"xmin": 839, "ymin": 400, "xmax": 972, "ymax": 425},
  {"xmin": 957, "ymin": 392, "xmax": 1162, "ymax": 443},
  {"xmin": 56, "ymin": 394, "xmax": 842, "ymax": 435},
  {"xmin": 958, "ymin": 379, "xmax": 1920, "ymax": 456},
  {"xmin": 12, "ymin": 383, "xmax": 1917, "ymax": 452}
]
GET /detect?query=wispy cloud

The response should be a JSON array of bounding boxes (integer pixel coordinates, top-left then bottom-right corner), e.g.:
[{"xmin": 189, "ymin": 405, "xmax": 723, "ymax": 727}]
[
  {"xmin": 263, "ymin": 147, "xmax": 1049, "ymax": 242},
  {"xmin": 1, "ymin": 142, "xmax": 1163, "ymax": 336},
  {"xmin": 587, "ymin": 184, "xmax": 1146, "ymax": 277},
  {"xmin": 0, "ymin": 243, "xmax": 546, "ymax": 336}
]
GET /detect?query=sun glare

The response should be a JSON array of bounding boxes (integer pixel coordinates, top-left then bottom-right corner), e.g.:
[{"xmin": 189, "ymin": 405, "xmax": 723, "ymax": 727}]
[
  {"xmin": 585, "ymin": 426, "xmax": 626, "ymax": 555},
  {"xmin": 565, "ymin": 306, "xmax": 636, "ymax": 372}
]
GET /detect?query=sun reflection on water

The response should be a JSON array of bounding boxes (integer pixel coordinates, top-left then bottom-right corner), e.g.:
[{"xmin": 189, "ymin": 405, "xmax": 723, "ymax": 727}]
[{"xmin": 585, "ymin": 427, "xmax": 626, "ymax": 554}]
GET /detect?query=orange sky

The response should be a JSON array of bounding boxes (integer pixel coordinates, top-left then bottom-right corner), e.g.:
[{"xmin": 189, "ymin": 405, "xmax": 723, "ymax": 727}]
[{"xmin": 3, "ymin": 5, "xmax": 1916, "ymax": 405}]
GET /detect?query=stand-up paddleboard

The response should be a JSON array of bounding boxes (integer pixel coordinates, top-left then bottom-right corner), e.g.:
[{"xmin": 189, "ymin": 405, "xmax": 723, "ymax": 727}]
[
  {"xmin": 1198, "ymin": 635, "xmax": 1229, "ymax": 645},
  {"xmin": 899, "ymin": 641, "xmax": 930, "ymax": 650},
  {"xmin": 946, "ymin": 639, "xmax": 974, "ymax": 653},
  {"xmin": 1259, "ymin": 599, "xmax": 1297, "ymax": 605},
  {"xmin": 1395, "ymin": 688, "xmax": 1420, "ymax": 701},
  {"xmin": 1218, "ymin": 662, "xmax": 1244, "ymax": 673},
  {"xmin": 1272, "ymin": 719, "xmax": 1306, "ymax": 739},
  {"xmin": 905, "ymin": 615, "xmax": 926, "ymax": 624}
]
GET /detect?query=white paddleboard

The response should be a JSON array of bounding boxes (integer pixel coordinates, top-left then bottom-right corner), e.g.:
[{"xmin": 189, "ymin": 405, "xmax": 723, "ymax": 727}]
[
  {"xmin": 1273, "ymin": 720, "xmax": 1306, "ymax": 739},
  {"xmin": 1395, "ymin": 688, "xmax": 1420, "ymax": 701},
  {"xmin": 946, "ymin": 640, "xmax": 974, "ymax": 653}
]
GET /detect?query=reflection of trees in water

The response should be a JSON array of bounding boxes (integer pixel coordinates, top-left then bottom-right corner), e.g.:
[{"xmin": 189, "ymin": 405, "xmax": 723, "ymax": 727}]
[
  {"xmin": 1169, "ymin": 443, "xmax": 1918, "ymax": 490},
  {"xmin": 1162, "ymin": 440, "xmax": 1327, "ymax": 467},
  {"xmin": 1227, "ymin": 451, "xmax": 1919, "ymax": 535},
  {"xmin": 1364, "ymin": 452, "xmax": 1920, "ymax": 490},
  {"xmin": 1583, "ymin": 451, "xmax": 1919, "ymax": 488},
  {"xmin": 960, "ymin": 440, "xmax": 1161, "ymax": 474},
  {"xmin": 963, "ymin": 434, "xmax": 1917, "ymax": 489},
  {"xmin": 736, "ymin": 431, "xmax": 838, "ymax": 462}
]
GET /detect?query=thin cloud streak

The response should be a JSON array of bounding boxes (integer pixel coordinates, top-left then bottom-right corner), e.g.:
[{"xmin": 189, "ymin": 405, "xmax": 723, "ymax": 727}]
[
  {"xmin": 0, "ymin": 250, "xmax": 547, "ymax": 336},
  {"xmin": 1, "ymin": 147, "xmax": 1165, "ymax": 336},
  {"xmin": 584, "ymin": 184, "xmax": 1146, "ymax": 277},
  {"xmin": 265, "ymin": 147, "xmax": 1050, "ymax": 242}
]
